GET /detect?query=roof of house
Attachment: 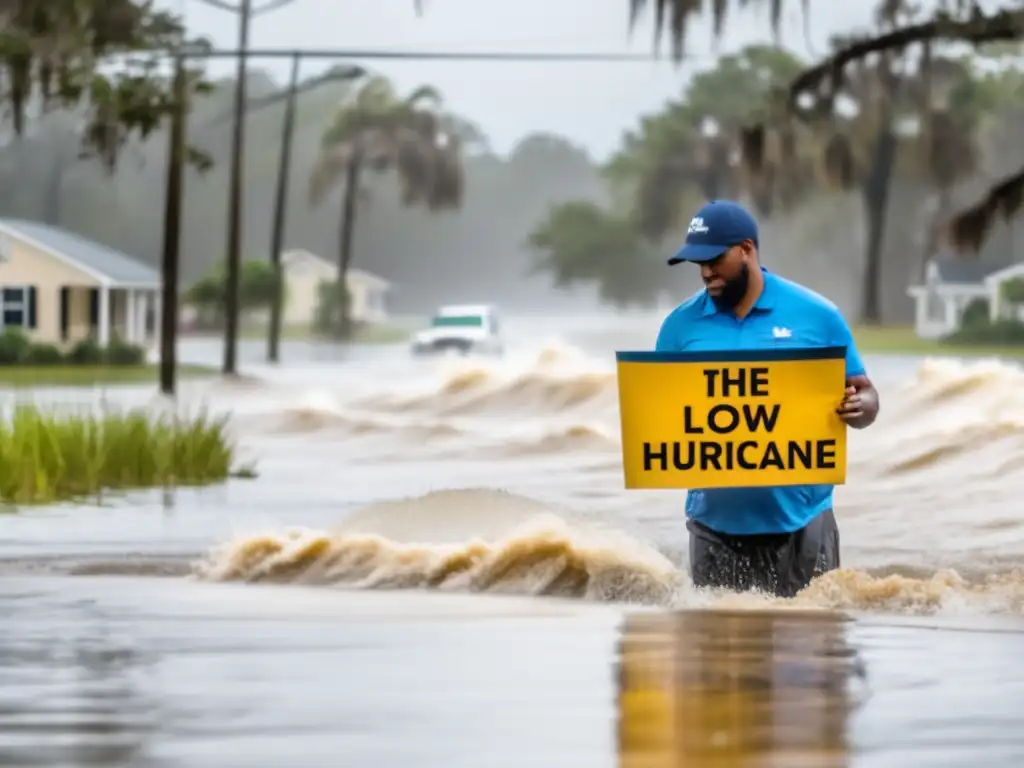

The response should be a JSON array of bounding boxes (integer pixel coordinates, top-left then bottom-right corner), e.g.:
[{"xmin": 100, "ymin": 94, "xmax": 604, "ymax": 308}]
[
  {"xmin": 281, "ymin": 248, "xmax": 326, "ymax": 265},
  {"xmin": 281, "ymin": 249, "xmax": 391, "ymax": 289},
  {"xmin": 0, "ymin": 218, "xmax": 160, "ymax": 286},
  {"xmin": 348, "ymin": 267, "xmax": 390, "ymax": 289},
  {"xmin": 931, "ymin": 257, "xmax": 1011, "ymax": 285}
]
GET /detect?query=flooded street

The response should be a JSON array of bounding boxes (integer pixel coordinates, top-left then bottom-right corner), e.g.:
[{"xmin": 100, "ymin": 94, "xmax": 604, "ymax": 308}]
[{"xmin": 3, "ymin": 314, "xmax": 1024, "ymax": 766}]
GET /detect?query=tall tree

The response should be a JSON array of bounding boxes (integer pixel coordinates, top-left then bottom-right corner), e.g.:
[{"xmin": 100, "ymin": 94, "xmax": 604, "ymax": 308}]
[
  {"xmin": 430, "ymin": 0, "xmax": 1024, "ymax": 267},
  {"xmin": 605, "ymin": 44, "xmax": 806, "ymax": 241},
  {"xmin": 727, "ymin": 1, "xmax": 1005, "ymax": 322},
  {"xmin": 525, "ymin": 44, "xmax": 808, "ymax": 308},
  {"xmin": 701, "ymin": 1, "xmax": 1024, "ymax": 256},
  {"xmin": 0, "ymin": 0, "xmax": 213, "ymax": 171},
  {"xmin": 527, "ymin": 200, "xmax": 662, "ymax": 308},
  {"xmin": 526, "ymin": 29, "xmax": 1012, "ymax": 319},
  {"xmin": 744, "ymin": 56, "xmax": 987, "ymax": 320},
  {"xmin": 308, "ymin": 75, "xmax": 465, "ymax": 338}
]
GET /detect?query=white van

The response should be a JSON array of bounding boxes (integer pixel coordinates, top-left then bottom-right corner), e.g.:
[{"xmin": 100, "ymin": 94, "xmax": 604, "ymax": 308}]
[{"xmin": 409, "ymin": 304, "xmax": 504, "ymax": 357}]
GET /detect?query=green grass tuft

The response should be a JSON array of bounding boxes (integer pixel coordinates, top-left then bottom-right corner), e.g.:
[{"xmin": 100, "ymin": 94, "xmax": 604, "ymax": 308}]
[{"xmin": 0, "ymin": 404, "xmax": 250, "ymax": 506}]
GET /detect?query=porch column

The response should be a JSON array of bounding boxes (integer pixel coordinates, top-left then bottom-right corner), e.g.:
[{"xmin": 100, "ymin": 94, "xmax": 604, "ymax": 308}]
[
  {"xmin": 98, "ymin": 286, "xmax": 110, "ymax": 346},
  {"xmin": 913, "ymin": 291, "xmax": 926, "ymax": 336},
  {"xmin": 154, "ymin": 291, "xmax": 162, "ymax": 348},
  {"xmin": 137, "ymin": 292, "xmax": 149, "ymax": 343},
  {"xmin": 126, "ymin": 289, "xmax": 137, "ymax": 343}
]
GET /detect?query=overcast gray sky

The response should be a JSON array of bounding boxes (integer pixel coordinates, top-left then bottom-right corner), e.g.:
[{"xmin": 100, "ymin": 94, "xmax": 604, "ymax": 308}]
[{"xmin": 172, "ymin": 0, "xmax": 883, "ymax": 159}]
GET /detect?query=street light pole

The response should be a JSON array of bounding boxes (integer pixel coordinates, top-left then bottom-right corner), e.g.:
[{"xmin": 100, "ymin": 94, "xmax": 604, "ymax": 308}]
[
  {"xmin": 221, "ymin": 0, "xmax": 251, "ymax": 377},
  {"xmin": 266, "ymin": 51, "xmax": 299, "ymax": 364},
  {"xmin": 159, "ymin": 55, "xmax": 187, "ymax": 397},
  {"xmin": 261, "ymin": 59, "xmax": 365, "ymax": 363}
]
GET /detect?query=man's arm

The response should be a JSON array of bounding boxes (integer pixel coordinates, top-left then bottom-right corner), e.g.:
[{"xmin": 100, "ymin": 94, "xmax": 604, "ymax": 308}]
[
  {"xmin": 838, "ymin": 373, "xmax": 879, "ymax": 429},
  {"xmin": 829, "ymin": 308, "xmax": 879, "ymax": 429}
]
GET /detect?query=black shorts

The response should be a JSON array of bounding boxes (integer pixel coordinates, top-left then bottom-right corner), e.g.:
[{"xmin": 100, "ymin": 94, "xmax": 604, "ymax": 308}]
[{"xmin": 687, "ymin": 509, "xmax": 840, "ymax": 598}]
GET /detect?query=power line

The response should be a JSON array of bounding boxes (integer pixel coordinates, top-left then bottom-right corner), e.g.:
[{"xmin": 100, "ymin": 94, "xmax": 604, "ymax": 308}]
[
  {"xmin": 198, "ymin": 64, "xmax": 365, "ymax": 127},
  {"xmin": 177, "ymin": 47, "xmax": 690, "ymax": 61}
]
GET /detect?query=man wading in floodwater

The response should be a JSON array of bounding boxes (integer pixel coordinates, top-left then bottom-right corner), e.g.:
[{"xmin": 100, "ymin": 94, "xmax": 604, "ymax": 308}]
[{"xmin": 656, "ymin": 200, "xmax": 879, "ymax": 598}]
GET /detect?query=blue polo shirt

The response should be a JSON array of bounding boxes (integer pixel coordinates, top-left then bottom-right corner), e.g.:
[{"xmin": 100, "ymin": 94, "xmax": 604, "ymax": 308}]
[{"xmin": 655, "ymin": 268, "xmax": 866, "ymax": 535}]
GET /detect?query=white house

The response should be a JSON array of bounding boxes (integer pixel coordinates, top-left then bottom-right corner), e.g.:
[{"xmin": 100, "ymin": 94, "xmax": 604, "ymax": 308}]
[
  {"xmin": 279, "ymin": 249, "xmax": 391, "ymax": 327},
  {"xmin": 0, "ymin": 218, "xmax": 160, "ymax": 347},
  {"xmin": 907, "ymin": 257, "xmax": 1024, "ymax": 338}
]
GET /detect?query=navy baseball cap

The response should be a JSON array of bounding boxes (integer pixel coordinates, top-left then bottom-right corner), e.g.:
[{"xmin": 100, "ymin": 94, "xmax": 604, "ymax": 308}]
[{"xmin": 668, "ymin": 200, "xmax": 759, "ymax": 265}]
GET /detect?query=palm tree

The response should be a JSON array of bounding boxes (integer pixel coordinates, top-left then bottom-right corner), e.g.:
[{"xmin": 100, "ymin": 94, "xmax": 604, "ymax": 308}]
[{"xmin": 308, "ymin": 75, "xmax": 464, "ymax": 338}]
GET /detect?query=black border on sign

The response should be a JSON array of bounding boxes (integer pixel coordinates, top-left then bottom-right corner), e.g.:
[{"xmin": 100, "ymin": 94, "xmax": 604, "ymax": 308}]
[{"xmin": 615, "ymin": 346, "xmax": 846, "ymax": 363}]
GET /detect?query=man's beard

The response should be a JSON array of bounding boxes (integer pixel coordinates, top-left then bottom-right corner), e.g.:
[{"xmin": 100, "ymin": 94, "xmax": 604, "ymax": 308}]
[{"xmin": 708, "ymin": 262, "xmax": 750, "ymax": 311}]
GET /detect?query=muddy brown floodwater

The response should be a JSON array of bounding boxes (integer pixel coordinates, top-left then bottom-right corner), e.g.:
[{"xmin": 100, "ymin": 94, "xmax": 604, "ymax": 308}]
[{"xmin": 2, "ymin": 315, "xmax": 1024, "ymax": 766}]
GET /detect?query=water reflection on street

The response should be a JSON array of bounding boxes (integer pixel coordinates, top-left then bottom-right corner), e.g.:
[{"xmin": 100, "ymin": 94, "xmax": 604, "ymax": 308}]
[
  {"xmin": 618, "ymin": 609, "xmax": 1024, "ymax": 768},
  {"xmin": 619, "ymin": 610, "xmax": 859, "ymax": 768}
]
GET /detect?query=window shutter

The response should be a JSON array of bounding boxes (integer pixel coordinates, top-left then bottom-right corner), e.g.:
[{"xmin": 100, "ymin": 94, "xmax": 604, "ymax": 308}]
[
  {"xmin": 89, "ymin": 289, "xmax": 99, "ymax": 327},
  {"xmin": 60, "ymin": 287, "xmax": 69, "ymax": 341},
  {"xmin": 27, "ymin": 286, "xmax": 36, "ymax": 329}
]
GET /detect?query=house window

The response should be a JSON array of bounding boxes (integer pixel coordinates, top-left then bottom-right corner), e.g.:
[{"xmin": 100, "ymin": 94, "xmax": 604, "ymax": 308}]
[{"xmin": 0, "ymin": 285, "xmax": 35, "ymax": 329}]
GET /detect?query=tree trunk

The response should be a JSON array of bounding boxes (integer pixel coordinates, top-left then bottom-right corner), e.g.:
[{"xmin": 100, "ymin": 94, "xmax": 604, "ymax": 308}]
[
  {"xmin": 859, "ymin": 108, "xmax": 898, "ymax": 326},
  {"xmin": 335, "ymin": 156, "xmax": 362, "ymax": 340}
]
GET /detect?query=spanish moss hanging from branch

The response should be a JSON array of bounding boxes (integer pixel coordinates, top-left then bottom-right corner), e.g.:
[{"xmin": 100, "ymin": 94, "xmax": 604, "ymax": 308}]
[
  {"xmin": 948, "ymin": 167, "xmax": 1024, "ymax": 254},
  {"xmin": 0, "ymin": 0, "xmax": 214, "ymax": 172}
]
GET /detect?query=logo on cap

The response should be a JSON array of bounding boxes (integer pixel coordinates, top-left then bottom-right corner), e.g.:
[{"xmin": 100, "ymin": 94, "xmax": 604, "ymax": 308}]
[{"xmin": 687, "ymin": 217, "xmax": 709, "ymax": 235}]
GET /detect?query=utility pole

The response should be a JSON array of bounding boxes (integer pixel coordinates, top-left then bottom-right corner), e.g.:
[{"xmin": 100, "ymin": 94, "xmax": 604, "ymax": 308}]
[
  {"xmin": 194, "ymin": 0, "xmax": 301, "ymax": 374},
  {"xmin": 263, "ymin": 59, "xmax": 364, "ymax": 363},
  {"xmin": 159, "ymin": 55, "xmax": 187, "ymax": 396},
  {"xmin": 266, "ymin": 51, "xmax": 299, "ymax": 364},
  {"xmin": 221, "ymin": 0, "xmax": 251, "ymax": 376}
]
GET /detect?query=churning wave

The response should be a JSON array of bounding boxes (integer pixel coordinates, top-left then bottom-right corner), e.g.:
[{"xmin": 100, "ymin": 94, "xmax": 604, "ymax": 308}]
[
  {"xmin": 191, "ymin": 488, "xmax": 1024, "ymax": 617},
  {"xmin": 853, "ymin": 357, "xmax": 1024, "ymax": 480},
  {"xmin": 243, "ymin": 342, "xmax": 622, "ymax": 453},
  {"xmin": 361, "ymin": 341, "xmax": 617, "ymax": 417},
  {"xmin": 192, "ymin": 489, "xmax": 683, "ymax": 604},
  {"xmin": 246, "ymin": 343, "xmax": 1024, "ymax": 468}
]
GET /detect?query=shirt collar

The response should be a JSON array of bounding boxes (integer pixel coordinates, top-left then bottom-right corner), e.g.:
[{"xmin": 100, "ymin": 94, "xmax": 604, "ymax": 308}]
[{"xmin": 701, "ymin": 267, "xmax": 775, "ymax": 317}]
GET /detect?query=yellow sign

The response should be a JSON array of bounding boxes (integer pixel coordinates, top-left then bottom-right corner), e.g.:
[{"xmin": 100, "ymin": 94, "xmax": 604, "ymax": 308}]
[{"xmin": 616, "ymin": 347, "xmax": 847, "ymax": 489}]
